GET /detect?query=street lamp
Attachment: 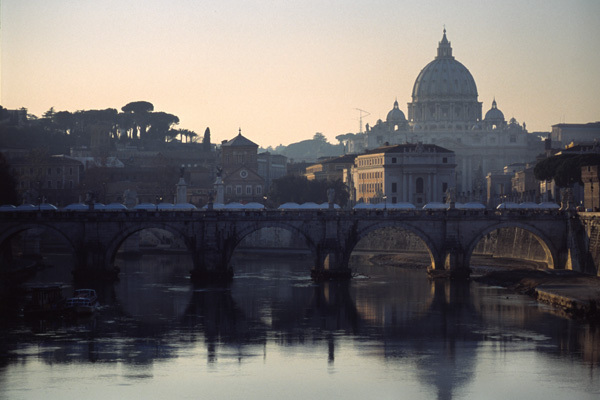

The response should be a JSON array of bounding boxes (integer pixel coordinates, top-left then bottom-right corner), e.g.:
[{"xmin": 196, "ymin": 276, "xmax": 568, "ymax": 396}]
[{"xmin": 383, "ymin": 195, "xmax": 387, "ymax": 210}]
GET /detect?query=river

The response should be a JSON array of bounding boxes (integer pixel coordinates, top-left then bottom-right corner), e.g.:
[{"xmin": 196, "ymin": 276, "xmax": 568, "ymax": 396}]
[{"xmin": 0, "ymin": 253, "xmax": 598, "ymax": 400}]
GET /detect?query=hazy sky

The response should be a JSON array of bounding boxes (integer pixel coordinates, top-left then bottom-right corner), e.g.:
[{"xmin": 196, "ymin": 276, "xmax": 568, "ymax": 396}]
[{"xmin": 1, "ymin": 0, "xmax": 599, "ymax": 147}]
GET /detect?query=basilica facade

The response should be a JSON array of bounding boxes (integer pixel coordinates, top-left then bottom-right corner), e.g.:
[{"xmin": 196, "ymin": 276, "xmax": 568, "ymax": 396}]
[{"xmin": 343, "ymin": 30, "xmax": 544, "ymax": 196}]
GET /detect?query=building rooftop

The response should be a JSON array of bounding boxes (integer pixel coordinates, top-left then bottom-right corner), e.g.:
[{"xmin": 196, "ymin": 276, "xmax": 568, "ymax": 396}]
[
  {"xmin": 363, "ymin": 143, "xmax": 453, "ymax": 155},
  {"xmin": 222, "ymin": 129, "xmax": 258, "ymax": 147}
]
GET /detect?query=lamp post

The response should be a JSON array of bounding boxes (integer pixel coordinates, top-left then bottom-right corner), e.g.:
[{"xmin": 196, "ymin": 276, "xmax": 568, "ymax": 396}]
[{"xmin": 383, "ymin": 195, "xmax": 387, "ymax": 211}]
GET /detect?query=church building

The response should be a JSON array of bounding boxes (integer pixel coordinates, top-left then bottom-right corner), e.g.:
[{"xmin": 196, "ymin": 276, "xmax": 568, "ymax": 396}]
[
  {"xmin": 342, "ymin": 30, "xmax": 544, "ymax": 196},
  {"xmin": 220, "ymin": 129, "xmax": 265, "ymax": 203}
]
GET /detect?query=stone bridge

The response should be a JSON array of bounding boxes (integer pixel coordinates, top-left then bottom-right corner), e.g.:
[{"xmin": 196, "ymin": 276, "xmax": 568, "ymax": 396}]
[{"xmin": 0, "ymin": 208, "xmax": 585, "ymax": 282}]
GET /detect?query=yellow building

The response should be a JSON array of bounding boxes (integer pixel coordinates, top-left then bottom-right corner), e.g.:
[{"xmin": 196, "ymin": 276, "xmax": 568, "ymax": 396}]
[
  {"xmin": 305, "ymin": 154, "xmax": 356, "ymax": 181},
  {"xmin": 351, "ymin": 143, "xmax": 455, "ymax": 207}
]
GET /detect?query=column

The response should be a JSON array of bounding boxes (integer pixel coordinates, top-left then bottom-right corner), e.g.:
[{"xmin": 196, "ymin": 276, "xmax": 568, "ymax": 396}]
[
  {"xmin": 427, "ymin": 174, "xmax": 432, "ymax": 203},
  {"xmin": 402, "ymin": 173, "xmax": 408, "ymax": 202},
  {"xmin": 408, "ymin": 174, "xmax": 413, "ymax": 203}
]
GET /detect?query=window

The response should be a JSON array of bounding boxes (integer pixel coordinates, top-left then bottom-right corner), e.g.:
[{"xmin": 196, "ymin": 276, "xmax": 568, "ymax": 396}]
[
  {"xmin": 392, "ymin": 182, "xmax": 397, "ymax": 193},
  {"xmin": 236, "ymin": 185, "xmax": 242, "ymax": 195},
  {"xmin": 442, "ymin": 182, "xmax": 448, "ymax": 193},
  {"xmin": 416, "ymin": 177, "xmax": 424, "ymax": 194},
  {"xmin": 255, "ymin": 186, "xmax": 262, "ymax": 195},
  {"xmin": 69, "ymin": 180, "xmax": 73, "ymax": 189},
  {"xmin": 47, "ymin": 168, "xmax": 52, "ymax": 175},
  {"xmin": 69, "ymin": 167, "xmax": 73, "ymax": 175},
  {"xmin": 246, "ymin": 185, "xmax": 252, "ymax": 195},
  {"xmin": 443, "ymin": 157, "xmax": 447, "ymax": 163},
  {"xmin": 47, "ymin": 180, "xmax": 52, "ymax": 189},
  {"xmin": 392, "ymin": 157, "xmax": 397, "ymax": 164}
]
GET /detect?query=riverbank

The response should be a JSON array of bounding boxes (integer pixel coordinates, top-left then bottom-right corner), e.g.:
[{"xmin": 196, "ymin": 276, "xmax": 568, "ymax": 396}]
[
  {"xmin": 472, "ymin": 266, "xmax": 600, "ymax": 320},
  {"xmin": 357, "ymin": 252, "xmax": 600, "ymax": 321}
]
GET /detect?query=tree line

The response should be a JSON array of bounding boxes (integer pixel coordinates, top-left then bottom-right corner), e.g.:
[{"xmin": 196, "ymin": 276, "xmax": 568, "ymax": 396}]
[
  {"xmin": 1, "ymin": 101, "xmax": 211, "ymax": 150},
  {"xmin": 534, "ymin": 153, "xmax": 600, "ymax": 187}
]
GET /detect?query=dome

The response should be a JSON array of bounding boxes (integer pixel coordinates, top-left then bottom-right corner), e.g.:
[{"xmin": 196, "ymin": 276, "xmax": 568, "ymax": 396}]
[
  {"xmin": 484, "ymin": 99, "xmax": 505, "ymax": 122},
  {"xmin": 386, "ymin": 100, "xmax": 406, "ymax": 123},
  {"xmin": 407, "ymin": 29, "xmax": 482, "ymax": 125},
  {"xmin": 411, "ymin": 31, "xmax": 478, "ymax": 101}
]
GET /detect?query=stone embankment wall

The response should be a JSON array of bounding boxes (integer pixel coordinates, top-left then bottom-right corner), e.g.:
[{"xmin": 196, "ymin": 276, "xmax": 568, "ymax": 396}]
[
  {"xmin": 239, "ymin": 227, "xmax": 429, "ymax": 252},
  {"xmin": 239, "ymin": 228, "xmax": 307, "ymax": 249},
  {"xmin": 240, "ymin": 226, "xmax": 550, "ymax": 264},
  {"xmin": 352, "ymin": 227, "xmax": 428, "ymax": 252},
  {"xmin": 472, "ymin": 227, "xmax": 548, "ymax": 263}
]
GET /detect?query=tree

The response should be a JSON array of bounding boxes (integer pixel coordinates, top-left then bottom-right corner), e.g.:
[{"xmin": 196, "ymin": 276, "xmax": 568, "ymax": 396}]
[
  {"xmin": 53, "ymin": 111, "xmax": 74, "ymax": 135},
  {"xmin": 0, "ymin": 153, "xmax": 19, "ymax": 205},
  {"xmin": 313, "ymin": 132, "xmax": 327, "ymax": 142},
  {"xmin": 121, "ymin": 101, "xmax": 154, "ymax": 114},
  {"xmin": 121, "ymin": 101, "xmax": 154, "ymax": 140},
  {"xmin": 203, "ymin": 127, "xmax": 211, "ymax": 151},
  {"xmin": 335, "ymin": 133, "xmax": 355, "ymax": 144},
  {"xmin": 534, "ymin": 153, "xmax": 600, "ymax": 187},
  {"xmin": 116, "ymin": 112, "xmax": 135, "ymax": 140},
  {"xmin": 268, "ymin": 175, "xmax": 309, "ymax": 204},
  {"xmin": 146, "ymin": 112, "xmax": 179, "ymax": 141},
  {"xmin": 43, "ymin": 107, "xmax": 56, "ymax": 119},
  {"xmin": 534, "ymin": 154, "xmax": 575, "ymax": 183},
  {"xmin": 267, "ymin": 175, "xmax": 349, "ymax": 207}
]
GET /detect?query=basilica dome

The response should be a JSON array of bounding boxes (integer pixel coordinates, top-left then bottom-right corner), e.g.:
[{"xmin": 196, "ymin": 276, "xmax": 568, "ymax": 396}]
[
  {"xmin": 407, "ymin": 30, "xmax": 482, "ymax": 125},
  {"xmin": 386, "ymin": 100, "xmax": 406, "ymax": 123},
  {"xmin": 484, "ymin": 99, "xmax": 505, "ymax": 123}
]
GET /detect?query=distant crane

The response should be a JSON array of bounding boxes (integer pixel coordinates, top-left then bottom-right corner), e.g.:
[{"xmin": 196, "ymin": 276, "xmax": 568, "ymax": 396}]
[{"xmin": 355, "ymin": 108, "xmax": 370, "ymax": 133}]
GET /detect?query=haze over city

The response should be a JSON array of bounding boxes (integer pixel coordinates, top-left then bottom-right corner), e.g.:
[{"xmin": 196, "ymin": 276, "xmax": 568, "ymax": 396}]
[{"xmin": 2, "ymin": 0, "xmax": 599, "ymax": 147}]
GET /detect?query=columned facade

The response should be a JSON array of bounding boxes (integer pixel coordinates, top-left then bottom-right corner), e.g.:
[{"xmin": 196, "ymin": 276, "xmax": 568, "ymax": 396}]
[{"xmin": 351, "ymin": 143, "xmax": 456, "ymax": 207}]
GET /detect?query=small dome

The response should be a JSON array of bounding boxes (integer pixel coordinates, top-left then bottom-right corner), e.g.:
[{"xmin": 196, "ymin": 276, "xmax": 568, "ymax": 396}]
[
  {"xmin": 484, "ymin": 99, "xmax": 505, "ymax": 123},
  {"xmin": 386, "ymin": 100, "xmax": 406, "ymax": 123}
]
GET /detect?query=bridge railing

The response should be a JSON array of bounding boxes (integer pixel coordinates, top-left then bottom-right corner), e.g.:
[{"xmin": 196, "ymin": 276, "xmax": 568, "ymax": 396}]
[{"xmin": 0, "ymin": 207, "xmax": 568, "ymax": 221}]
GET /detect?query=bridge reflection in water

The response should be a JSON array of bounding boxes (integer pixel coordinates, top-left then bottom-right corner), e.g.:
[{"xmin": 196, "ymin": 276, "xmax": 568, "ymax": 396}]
[{"xmin": 1, "ymin": 254, "xmax": 597, "ymax": 399}]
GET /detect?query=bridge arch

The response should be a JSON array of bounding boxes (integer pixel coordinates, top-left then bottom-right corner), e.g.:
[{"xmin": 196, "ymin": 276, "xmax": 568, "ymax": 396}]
[
  {"xmin": 348, "ymin": 221, "xmax": 441, "ymax": 270},
  {"xmin": 465, "ymin": 222, "xmax": 558, "ymax": 270},
  {"xmin": 0, "ymin": 222, "xmax": 77, "ymax": 252},
  {"xmin": 105, "ymin": 222, "xmax": 195, "ymax": 269},
  {"xmin": 227, "ymin": 221, "xmax": 320, "ymax": 272},
  {"xmin": 0, "ymin": 222, "xmax": 78, "ymax": 278}
]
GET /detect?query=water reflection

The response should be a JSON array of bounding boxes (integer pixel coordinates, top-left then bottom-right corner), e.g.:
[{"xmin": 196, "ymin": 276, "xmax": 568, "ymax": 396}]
[{"xmin": 0, "ymin": 253, "xmax": 598, "ymax": 399}]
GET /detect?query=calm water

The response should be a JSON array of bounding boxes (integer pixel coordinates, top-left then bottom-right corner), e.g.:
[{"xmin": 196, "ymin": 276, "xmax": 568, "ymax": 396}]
[{"xmin": 0, "ymin": 253, "xmax": 599, "ymax": 400}]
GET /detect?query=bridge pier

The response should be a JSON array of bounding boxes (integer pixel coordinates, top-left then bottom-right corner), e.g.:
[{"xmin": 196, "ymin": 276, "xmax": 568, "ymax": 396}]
[
  {"xmin": 428, "ymin": 246, "xmax": 470, "ymax": 280},
  {"xmin": 311, "ymin": 241, "xmax": 352, "ymax": 281},
  {"xmin": 73, "ymin": 243, "xmax": 119, "ymax": 282}
]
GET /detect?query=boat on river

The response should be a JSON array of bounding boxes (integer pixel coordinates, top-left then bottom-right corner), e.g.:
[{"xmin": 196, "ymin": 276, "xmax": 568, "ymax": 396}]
[{"xmin": 65, "ymin": 289, "xmax": 99, "ymax": 315}]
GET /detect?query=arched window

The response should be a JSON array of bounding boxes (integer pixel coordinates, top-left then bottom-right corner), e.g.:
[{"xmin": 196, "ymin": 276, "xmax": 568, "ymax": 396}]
[{"xmin": 416, "ymin": 177, "xmax": 424, "ymax": 194}]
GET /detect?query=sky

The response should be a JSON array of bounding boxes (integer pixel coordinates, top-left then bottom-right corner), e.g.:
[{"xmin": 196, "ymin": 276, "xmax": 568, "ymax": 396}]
[{"xmin": 1, "ymin": 0, "xmax": 599, "ymax": 147}]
